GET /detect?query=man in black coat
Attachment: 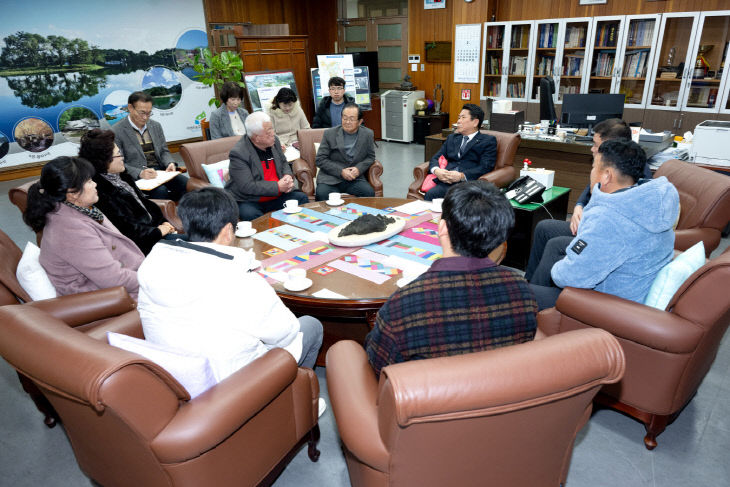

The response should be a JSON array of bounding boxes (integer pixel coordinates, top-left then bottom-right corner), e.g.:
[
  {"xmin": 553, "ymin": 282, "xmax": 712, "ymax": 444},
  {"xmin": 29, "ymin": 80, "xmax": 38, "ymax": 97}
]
[
  {"xmin": 312, "ymin": 76, "xmax": 355, "ymax": 128},
  {"xmin": 425, "ymin": 104, "xmax": 497, "ymax": 201}
]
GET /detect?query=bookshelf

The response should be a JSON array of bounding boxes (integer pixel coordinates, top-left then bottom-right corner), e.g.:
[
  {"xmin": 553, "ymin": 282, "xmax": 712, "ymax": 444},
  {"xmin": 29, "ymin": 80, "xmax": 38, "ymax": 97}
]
[{"xmin": 480, "ymin": 21, "xmax": 535, "ymax": 101}]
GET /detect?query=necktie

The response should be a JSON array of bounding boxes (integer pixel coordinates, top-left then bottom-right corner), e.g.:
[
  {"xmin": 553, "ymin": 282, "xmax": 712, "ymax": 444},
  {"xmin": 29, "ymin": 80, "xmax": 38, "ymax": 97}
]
[{"xmin": 458, "ymin": 136, "xmax": 468, "ymax": 158}]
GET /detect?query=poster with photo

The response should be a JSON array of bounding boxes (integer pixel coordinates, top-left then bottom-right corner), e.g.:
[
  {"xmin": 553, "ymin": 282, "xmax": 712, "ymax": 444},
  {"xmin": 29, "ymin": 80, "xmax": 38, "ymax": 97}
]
[
  {"xmin": 0, "ymin": 0, "xmax": 214, "ymax": 171},
  {"xmin": 243, "ymin": 71, "xmax": 298, "ymax": 112},
  {"xmin": 316, "ymin": 54, "xmax": 357, "ymax": 100}
]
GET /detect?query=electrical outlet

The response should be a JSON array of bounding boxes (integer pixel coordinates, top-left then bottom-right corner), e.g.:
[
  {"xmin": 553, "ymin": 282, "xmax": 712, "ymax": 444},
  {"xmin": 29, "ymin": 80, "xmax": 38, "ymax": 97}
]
[{"xmin": 421, "ymin": 64, "xmax": 425, "ymax": 71}]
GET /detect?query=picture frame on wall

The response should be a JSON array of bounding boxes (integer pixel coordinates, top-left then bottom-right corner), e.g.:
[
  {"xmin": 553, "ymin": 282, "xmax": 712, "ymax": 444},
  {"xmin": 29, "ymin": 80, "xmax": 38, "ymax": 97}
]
[{"xmin": 424, "ymin": 0, "xmax": 446, "ymax": 10}]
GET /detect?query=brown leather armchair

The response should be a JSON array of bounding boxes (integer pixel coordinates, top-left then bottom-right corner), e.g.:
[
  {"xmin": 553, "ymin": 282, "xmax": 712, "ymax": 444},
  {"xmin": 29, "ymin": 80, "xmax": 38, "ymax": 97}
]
[
  {"xmin": 538, "ymin": 246, "xmax": 730, "ymax": 450},
  {"xmin": 293, "ymin": 128, "xmax": 384, "ymax": 201},
  {"xmin": 9, "ymin": 180, "xmax": 183, "ymax": 235},
  {"xmin": 1, "ymin": 226, "xmax": 139, "ymax": 428},
  {"xmin": 326, "ymin": 330, "xmax": 624, "ymax": 487},
  {"xmin": 407, "ymin": 130, "xmax": 520, "ymax": 200},
  {"xmin": 654, "ymin": 159, "xmax": 730, "ymax": 256},
  {"xmin": 0, "ymin": 296, "xmax": 321, "ymax": 487},
  {"xmin": 179, "ymin": 135, "xmax": 242, "ymax": 191}
]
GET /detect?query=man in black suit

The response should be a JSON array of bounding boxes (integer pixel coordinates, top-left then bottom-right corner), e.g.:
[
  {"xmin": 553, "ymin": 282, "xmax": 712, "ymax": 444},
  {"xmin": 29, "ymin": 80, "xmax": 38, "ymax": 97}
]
[{"xmin": 425, "ymin": 103, "xmax": 497, "ymax": 201}]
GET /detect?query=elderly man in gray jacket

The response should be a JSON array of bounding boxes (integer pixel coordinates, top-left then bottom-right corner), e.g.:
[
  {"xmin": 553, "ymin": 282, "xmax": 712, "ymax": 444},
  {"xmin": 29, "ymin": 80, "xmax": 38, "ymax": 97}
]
[
  {"xmin": 314, "ymin": 103, "xmax": 375, "ymax": 201},
  {"xmin": 111, "ymin": 91, "xmax": 188, "ymax": 201},
  {"xmin": 226, "ymin": 111, "xmax": 309, "ymax": 220}
]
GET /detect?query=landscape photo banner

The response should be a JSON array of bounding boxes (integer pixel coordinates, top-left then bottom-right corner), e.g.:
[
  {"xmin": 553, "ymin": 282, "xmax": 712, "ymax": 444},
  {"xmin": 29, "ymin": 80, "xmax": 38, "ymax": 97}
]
[{"xmin": 0, "ymin": 0, "xmax": 215, "ymax": 170}]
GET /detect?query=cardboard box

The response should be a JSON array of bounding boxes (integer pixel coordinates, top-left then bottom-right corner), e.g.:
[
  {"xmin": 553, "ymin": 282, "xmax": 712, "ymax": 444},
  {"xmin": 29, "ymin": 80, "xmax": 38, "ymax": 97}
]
[{"xmin": 490, "ymin": 110, "xmax": 524, "ymax": 133}]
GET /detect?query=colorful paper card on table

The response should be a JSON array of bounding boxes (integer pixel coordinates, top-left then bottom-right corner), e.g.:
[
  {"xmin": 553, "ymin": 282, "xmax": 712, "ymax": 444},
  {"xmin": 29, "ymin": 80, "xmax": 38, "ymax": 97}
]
[
  {"xmin": 398, "ymin": 212, "xmax": 437, "ymax": 230},
  {"xmin": 325, "ymin": 203, "xmax": 393, "ymax": 221},
  {"xmin": 271, "ymin": 208, "xmax": 348, "ymax": 233},
  {"xmin": 400, "ymin": 220, "xmax": 440, "ymax": 246},
  {"xmin": 258, "ymin": 241, "xmax": 351, "ymax": 282},
  {"xmin": 366, "ymin": 235, "xmax": 442, "ymax": 265},
  {"xmin": 328, "ymin": 249, "xmax": 402, "ymax": 284},
  {"xmin": 253, "ymin": 224, "xmax": 318, "ymax": 251}
]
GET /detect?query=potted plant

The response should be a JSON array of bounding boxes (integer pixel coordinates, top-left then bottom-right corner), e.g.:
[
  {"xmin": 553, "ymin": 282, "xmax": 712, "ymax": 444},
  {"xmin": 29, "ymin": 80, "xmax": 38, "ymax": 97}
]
[{"xmin": 193, "ymin": 48, "xmax": 245, "ymax": 107}]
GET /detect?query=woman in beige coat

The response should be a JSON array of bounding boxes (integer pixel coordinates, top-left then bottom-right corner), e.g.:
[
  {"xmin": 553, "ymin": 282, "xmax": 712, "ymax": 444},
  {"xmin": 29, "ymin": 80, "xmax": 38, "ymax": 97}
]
[{"xmin": 268, "ymin": 87, "xmax": 310, "ymax": 149}]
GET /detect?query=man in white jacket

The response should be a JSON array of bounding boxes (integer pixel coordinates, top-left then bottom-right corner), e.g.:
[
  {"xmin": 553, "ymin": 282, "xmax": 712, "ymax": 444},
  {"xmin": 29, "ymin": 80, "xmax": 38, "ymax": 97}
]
[{"xmin": 137, "ymin": 187, "xmax": 322, "ymax": 380}]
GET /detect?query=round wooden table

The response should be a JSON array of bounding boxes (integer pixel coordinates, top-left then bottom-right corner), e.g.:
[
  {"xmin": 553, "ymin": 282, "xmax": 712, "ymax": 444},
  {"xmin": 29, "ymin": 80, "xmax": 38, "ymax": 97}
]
[{"xmin": 234, "ymin": 197, "xmax": 414, "ymax": 328}]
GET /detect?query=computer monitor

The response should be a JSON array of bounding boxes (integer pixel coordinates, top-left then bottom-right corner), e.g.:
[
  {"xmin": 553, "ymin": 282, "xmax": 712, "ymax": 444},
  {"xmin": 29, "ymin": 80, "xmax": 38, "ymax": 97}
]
[
  {"xmin": 351, "ymin": 51, "xmax": 379, "ymax": 94},
  {"xmin": 560, "ymin": 94, "xmax": 624, "ymax": 130}
]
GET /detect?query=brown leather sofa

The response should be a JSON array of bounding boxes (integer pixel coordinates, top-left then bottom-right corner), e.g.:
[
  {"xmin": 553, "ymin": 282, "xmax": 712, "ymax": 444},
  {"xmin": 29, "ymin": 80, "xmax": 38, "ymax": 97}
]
[
  {"xmin": 0, "ymin": 294, "xmax": 321, "ymax": 487},
  {"xmin": 179, "ymin": 135, "xmax": 242, "ymax": 191},
  {"xmin": 538, "ymin": 246, "xmax": 730, "ymax": 450},
  {"xmin": 9, "ymin": 181, "xmax": 183, "ymax": 235},
  {"xmin": 407, "ymin": 130, "xmax": 520, "ymax": 199},
  {"xmin": 293, "ymin": 128, "xmax": 384, "ymax": 200},
  {"xmin": 326, "ymin": 329, "xmax": 625, "ymax": 487},
  {"xmin": 653, "ymin": 159, "xmax": 730, "ymax": 256}
]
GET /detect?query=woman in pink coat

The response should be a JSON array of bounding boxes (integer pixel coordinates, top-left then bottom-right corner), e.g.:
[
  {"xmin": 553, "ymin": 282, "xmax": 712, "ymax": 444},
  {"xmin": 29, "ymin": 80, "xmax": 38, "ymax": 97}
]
[{"xmin": 23, "ymin": 156, "xmax": 144, "ymax": 300}]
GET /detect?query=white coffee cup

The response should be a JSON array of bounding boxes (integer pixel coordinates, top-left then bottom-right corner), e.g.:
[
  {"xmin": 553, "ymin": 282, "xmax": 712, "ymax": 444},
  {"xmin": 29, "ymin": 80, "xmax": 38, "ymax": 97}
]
[
  {"xmin": 329, "ymin": 192, "xmax": 342, "ymax": 203},
  {"xmin": 431, "ymin": 198, "xmax": 444, "ymax": 212},
  {"xmin": 236, "ymin": 221, "xmax": 252, "ymax": 233},
  {"xmin": 284, "ymin": 199, "xmax": 299, "ymax": 210},
  {"xmin": 287, "ymin": 268, "xmax": 306, "ymax": 282}
]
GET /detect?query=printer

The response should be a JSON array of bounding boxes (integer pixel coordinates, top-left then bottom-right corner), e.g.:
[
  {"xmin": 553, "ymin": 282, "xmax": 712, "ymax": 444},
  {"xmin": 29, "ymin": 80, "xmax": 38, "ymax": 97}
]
[{"xmin": 691, "ymin": 120, "xmax": 730, "ymax": 167}]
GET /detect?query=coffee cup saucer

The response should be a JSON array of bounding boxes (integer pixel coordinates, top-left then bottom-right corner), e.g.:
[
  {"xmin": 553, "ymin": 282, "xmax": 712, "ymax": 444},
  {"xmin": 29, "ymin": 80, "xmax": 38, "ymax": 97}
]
[
  {"xmin": 283, "ymin": 206, "xmax": 302, "ymax": 214},
  {"xmin": 326, "ymin": 199, "xmax": 345, "ymax": 206},
  {"xmin": 284, "ymin": 277, "xmax": 312, "ymax": 292},
  {"xmin": 235, "ymin": 228, "xmax": 257, "ymax": 238}
]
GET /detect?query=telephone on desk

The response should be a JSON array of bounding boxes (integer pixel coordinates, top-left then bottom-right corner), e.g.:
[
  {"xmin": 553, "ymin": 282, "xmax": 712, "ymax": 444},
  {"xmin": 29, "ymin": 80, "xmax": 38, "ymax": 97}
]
[{"xmin": 504, "ymin": 176, "xmax": 546, "ymax": 204}]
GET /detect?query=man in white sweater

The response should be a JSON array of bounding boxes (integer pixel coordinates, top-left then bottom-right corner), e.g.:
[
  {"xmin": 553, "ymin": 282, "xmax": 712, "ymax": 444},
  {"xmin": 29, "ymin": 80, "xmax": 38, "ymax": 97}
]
[{"xmin": 137, "ymin": 187, "xmax": 322, "ymax": 380}]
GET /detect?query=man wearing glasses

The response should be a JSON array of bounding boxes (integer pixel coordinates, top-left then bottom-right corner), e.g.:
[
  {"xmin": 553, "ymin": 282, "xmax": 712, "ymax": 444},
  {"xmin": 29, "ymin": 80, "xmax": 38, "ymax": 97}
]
[
  {"xmin": 112, "ymin": 91, "xmax": 188, "ymax": 201},
  {"xmin": 312, "ymin": 76, "xmax": 354, "ymax": 128},
  {"xmin": 314, "ymin": 103, "xmax": 376, "ymax": 201}
]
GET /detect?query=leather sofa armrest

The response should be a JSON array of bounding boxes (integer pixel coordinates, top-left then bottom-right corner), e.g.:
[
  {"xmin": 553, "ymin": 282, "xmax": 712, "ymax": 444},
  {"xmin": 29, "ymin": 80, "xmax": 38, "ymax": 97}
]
[
  {"xmin": 554, "ymin": 287, "xmax": 704, "ymax": 354},
  {"xmin": 367, "ymin": 160, "xmax": 384, "ymax": 197},
  {"xmin": 186, "ymin": 177, "xmax": 210, "ymax": 192},
  {"xmin": 326, "ymin": 340, "xmax": 389, "ymax": 472},
  {"xmin": 292, "ymin": 158, "xmax": 315, "ymax": 199},
  {"xmin": 151, "ymin": 348, "xmax": 299, "ymax": 463},
  {"xmin": 479, "ymin": 165, "xmax": 516, "ymax": 189},
  {"xmin": 150, "ymin": 199, "xmax": 183, "ymax": 233},
  {"xmin": 407, "ymin": 162, "xmax": 429, "ymax": 200},
  {"xmin": 26, "ymin": 287, "xmax": 136, "ymax": 328},
  {"xmin": 674, "ymin": 228, "xmax": 720, "ymax": 257}
]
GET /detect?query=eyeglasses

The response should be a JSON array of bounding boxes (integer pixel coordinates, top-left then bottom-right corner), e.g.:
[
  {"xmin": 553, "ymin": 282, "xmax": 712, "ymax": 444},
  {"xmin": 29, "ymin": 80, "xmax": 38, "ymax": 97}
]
[
  {"xmin": 112, "ymin": 154, "xmax": 124, "ymax": 160},
  {"xmin": 342, "ymin": 116, "xmax": 359, "ymax": 123},
  {"xmin": 133, "ymin": 108, "xmax": 153, "ymax": 117},
  {"xmin": 329, "ymin": 86, "xmax": 345, "ymax": 92}
]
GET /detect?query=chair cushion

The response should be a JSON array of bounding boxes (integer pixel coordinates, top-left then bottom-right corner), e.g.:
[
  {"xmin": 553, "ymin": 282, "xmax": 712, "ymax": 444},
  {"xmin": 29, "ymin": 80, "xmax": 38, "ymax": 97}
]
[
  {"xmin": 202, "ymin": 159, "xmax": 230, "ymax": 188},
  {"xmin": 644, "ymin": 241, "xmax": 705, "ymax": 310},
  {"xmin": 16, "ymin": 242, "xmax": 57, "ymax": 301},
  {"xmin": 107, "ymin": 332, "xmax": 217, "ymax": 398}
]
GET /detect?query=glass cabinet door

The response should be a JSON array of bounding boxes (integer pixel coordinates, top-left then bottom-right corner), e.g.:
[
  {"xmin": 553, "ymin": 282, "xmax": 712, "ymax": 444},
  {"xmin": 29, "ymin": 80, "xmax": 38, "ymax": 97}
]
[
  {"xmin": 617, "ymin": 14, "xmax": 660, "ymax": 107},
  {"xmin": 530, "ymin": 20, "xmax": 561, "ymax": 102},
  {"xmin": 682, "ymin": 11, "xmax": 730, "ymax": 112},
  {"xmin": 558, "ymin": 18, "xmax": 592, "ymax": 101},
  {"xmin": 505, "ymin": 21, "xmax": 534, "ymax": 100},
  {"xmin": 586, "ymin": 16, "xmax": 625, "ymax": 95},
  {"xmin": 482, "ymin": 23, "xmax": 507, "ymax": 98},
  {"xmin": 646, "ymin": 13, "xmax": 700, "ymax": 111}
]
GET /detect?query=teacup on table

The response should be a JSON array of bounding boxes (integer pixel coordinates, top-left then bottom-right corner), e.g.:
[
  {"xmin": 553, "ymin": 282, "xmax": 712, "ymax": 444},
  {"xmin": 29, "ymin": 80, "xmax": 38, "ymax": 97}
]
[
  {"xmin": 328, "ymin": 192, "xmax": 344, "ymax": 205},
  {"xmin": 236, "ymin": 221, "xmax": 254, "ymax": 237},
  {"xmin": 284, "ymin": 199, "xmax": 300, "ymax": 211},
  {"xmin": 287, "ymin": 268, "xmax": 306, "ymax": 284}
]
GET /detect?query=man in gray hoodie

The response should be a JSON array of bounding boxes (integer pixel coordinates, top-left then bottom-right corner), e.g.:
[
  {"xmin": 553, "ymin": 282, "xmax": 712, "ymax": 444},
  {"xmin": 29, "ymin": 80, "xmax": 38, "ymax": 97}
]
[{"xmin": 529, "ymin": 139, "xmax": 679, "ymax": 310}]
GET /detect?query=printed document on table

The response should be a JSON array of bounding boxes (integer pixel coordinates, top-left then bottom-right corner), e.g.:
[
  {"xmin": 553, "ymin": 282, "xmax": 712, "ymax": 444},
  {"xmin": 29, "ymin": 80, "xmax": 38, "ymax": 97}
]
[{"xmin": 135, "ymin": 170, "xmax": 179, "ymax": 190}]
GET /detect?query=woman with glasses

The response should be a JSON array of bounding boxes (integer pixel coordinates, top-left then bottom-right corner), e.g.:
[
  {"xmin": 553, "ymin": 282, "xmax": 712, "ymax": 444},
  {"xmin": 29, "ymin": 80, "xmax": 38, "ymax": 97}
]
[
  {"xmin": 268, "ymin": 87, "xmax": 310, "ymax": 149},
  {"xmin": 23, "ymin": 156, "xmax": 144, "ymax": 299},
  {"xmin": 209, "ymin": 81, "xmax": 250, "ymax": 139},
  {"xmin": 80, "ymin": 129, "xmax": 176, "ymax": 255}
]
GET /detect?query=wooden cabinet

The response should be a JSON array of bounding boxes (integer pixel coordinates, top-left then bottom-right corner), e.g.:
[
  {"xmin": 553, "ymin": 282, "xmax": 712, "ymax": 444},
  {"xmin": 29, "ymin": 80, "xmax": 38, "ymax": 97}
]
[{"xmin": 235, "ymin": 35, "xmax": 313, "ymax": 121}]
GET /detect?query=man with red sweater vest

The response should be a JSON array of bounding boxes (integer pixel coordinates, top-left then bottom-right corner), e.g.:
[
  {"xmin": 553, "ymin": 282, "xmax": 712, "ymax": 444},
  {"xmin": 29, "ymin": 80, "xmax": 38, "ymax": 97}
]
[{"xmin": 226, "ymin": 111, "xmax": 308, "ymax": 220}]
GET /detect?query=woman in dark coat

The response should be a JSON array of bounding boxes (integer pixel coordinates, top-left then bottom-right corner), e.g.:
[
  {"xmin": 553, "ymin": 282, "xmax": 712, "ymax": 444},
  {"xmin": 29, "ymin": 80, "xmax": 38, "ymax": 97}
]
[{"xmin": 79, "ymin": 129, "xmax": 176, "ymax": 255}]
